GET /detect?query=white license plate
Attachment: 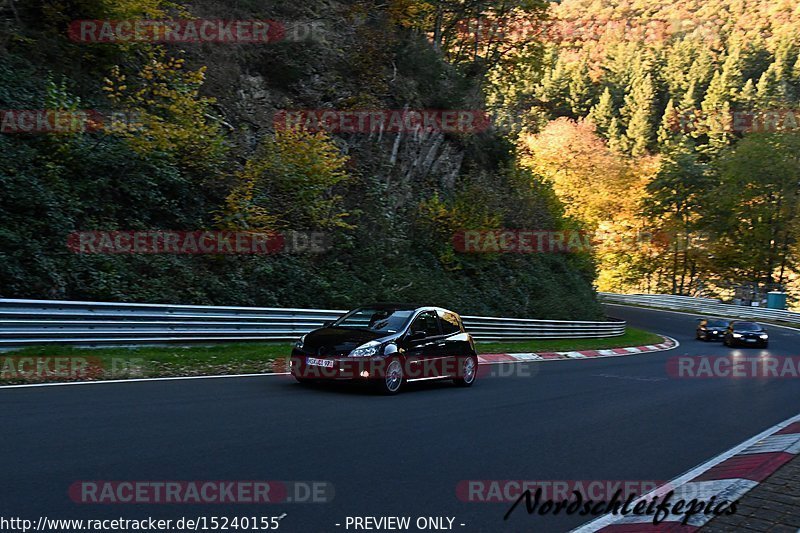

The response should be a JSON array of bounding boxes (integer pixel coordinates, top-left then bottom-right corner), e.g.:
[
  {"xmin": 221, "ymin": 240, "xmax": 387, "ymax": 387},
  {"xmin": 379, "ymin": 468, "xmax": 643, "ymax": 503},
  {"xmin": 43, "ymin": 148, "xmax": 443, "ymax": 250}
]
[
  {"xmin": 746, "ymin": 339, "xmax": 757, "ymax": 343},
  {"xmin": 307, "ymin": 358, "xmax": 334, "ymax": 368}
]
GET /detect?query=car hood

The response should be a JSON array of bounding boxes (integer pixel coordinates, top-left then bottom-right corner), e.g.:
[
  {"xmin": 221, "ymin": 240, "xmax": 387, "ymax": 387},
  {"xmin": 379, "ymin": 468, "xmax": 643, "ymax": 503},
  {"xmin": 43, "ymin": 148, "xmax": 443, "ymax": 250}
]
[{"xmin": 301, "ymin": 327, "xmax": 399, "ymax": 356}]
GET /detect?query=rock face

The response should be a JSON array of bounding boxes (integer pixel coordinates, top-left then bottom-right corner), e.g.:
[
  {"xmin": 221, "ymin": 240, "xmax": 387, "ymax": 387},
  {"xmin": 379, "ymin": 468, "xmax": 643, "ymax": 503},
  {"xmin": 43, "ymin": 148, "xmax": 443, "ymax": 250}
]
[
  {"xmin": 188, "ymin": 0, "xmax": 473, "ymax": 211},
  {"xmin": 0, "ymin": 0, "xmax": 604, "ymax": 319}
]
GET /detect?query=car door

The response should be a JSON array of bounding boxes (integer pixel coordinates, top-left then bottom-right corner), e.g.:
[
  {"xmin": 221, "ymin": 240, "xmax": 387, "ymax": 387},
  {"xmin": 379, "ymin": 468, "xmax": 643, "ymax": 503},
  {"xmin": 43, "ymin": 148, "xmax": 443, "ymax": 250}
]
[
  {"xmin": 437, "ymin": 310, "xmax": 466, "ymax": 375},
  {"xmin": 403, "ymin": 311, "xmax": 447, "ymax": 379}
]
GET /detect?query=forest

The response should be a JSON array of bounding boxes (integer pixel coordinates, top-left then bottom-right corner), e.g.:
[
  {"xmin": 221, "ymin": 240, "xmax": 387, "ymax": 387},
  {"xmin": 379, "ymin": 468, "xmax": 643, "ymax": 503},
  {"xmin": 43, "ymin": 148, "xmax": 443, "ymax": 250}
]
[
  {"xmin": 1, "ymin": 0, "xmax": 799, "ymax": 313},
  {"xmin": 509, "ymin": 0, "xmax": 800, "ymax": 303}
]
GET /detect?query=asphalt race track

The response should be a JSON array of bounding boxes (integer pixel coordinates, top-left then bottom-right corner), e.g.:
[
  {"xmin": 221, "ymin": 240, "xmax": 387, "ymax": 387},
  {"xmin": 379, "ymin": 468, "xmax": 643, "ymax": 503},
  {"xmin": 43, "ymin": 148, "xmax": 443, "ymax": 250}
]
[{"xmin": 2, "ymin": 305, "xmax": 799, "ymax": 533}]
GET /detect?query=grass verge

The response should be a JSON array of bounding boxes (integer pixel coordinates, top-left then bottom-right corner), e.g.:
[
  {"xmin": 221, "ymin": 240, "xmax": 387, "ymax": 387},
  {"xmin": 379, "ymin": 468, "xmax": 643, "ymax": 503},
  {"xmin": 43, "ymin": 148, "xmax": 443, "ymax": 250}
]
[
  {"xmin": 0, "ymin": 327, "xmax": 663, "ymax": 385},
  {"xmin": 475, "ymin": 327, "xmax": 663, "ymax": 354}
]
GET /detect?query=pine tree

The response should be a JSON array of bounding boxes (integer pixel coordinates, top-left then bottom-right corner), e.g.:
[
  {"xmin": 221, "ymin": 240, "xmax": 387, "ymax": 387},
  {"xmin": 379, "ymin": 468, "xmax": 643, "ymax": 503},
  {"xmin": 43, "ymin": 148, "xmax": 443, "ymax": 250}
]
[
  {"xmin": 701, "ymin": 70, "xmax": 734, "ymax": 149},
  {"xmin": 658, "ymin": 99, "xmax": 678, "ymax": 146},
  {"xmin": 773, "ymin": 38, "xmax": 798, "ymax": 82},
  {"xmin": 588, "ymin": 87, "xmax": 616, "ymax": 136},
  {"xmin": 737, "ymin": 79, "xmax": 758, "ymax": 108},
  {"xmin": 537, "ymin": 53, "xmax": 572, "ymax": 116},
  {"xmin": 622, "ymin": 73, "xmax": 656, "ymax": 156},
  {"xmin": 686, "ymin": 46, "xmax": 716, "ymax": 96},
  {"xmin": 719, "ymin": 47, "xmax": 745, "ymax": 100},
  {"xmin": 703, "ymin": 71, "xmax": 728, "ymax": 110},
  {"xmin": 627, "ymin": 107, "xmax": 652, "ymax": 156},
  {"xmin": 568, "ymin": 61, "xmax": 594, "ymax": 117},
  {"xmin": 608, "ymin": 116, "xmax": 626, "ymax": 153},
  {"xmin": 679, "ymin": 80, "xmax": 698, "ymax": 111},
  {"xmin": 756, "ymin": 63, "xmax": 789, "ymax": 106},
  {"xmin": 791, "ymin": 54, "xmax": 800, "ymax": 99},
  {"xmin": 661, "ymin": 40, "xmax": 699, "ymax": 97},
  {"xmin": 677, "ymin": 81, "xmax": 702, "ymax": 141}
]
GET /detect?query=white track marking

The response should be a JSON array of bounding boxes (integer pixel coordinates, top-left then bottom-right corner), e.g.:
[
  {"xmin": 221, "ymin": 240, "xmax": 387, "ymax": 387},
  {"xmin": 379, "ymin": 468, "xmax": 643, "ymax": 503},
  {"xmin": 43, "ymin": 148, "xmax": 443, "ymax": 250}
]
[{"xmin": 573, "ymin": 412, "xmax": 800, "ymax": 532}]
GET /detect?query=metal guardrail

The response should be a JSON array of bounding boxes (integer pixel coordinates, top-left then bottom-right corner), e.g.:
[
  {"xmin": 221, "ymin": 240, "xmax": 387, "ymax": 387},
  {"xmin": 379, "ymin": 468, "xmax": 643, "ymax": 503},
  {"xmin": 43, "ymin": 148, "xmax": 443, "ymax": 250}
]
[
  {"xmin": 599, "ymin": 292, "xmax": 800, "ymax": 325},
  {"xmin": 0, "ymin": 299, "xmax": 626, "ymax": 347}
]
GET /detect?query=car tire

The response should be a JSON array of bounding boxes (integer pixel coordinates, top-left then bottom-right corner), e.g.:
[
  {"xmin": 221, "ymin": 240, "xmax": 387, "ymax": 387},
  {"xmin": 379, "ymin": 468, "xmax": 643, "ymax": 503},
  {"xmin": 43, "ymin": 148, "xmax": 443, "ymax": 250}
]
[
  {"xmin": 377, "ymin": 358, "xmax": 404, "ymax": 395},
  {"xmin": 723, "ymin": 337, "xmax": 730, "ymax": 347},
  {"xmin": 454, "ymin": 355, "xmax": 478, "ymax": 388},
  {"xmin": 294, "ymin": 376, "xmax": 314, "ymax": 385}
]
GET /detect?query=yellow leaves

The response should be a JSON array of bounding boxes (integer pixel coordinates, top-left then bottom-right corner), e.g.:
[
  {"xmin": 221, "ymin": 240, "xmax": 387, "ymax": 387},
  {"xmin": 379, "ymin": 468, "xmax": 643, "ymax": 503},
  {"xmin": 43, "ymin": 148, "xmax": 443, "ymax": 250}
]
[
  {"xmin": 102, "ymin": 0, "xmax": 172, "ymax": 19},
  {"xmin": 520, "ymin": 118, "xmax": 655, "ymax": 227},
  {"xmin": 521, "ymin": 117, "xmax": 661, "ymax": 291},
  {"xmin": 104, "ymin": 50, "xmax": 225, "ymax": 171},
  {"xmin": 389, "ymin": 0, "xmax": 436, "ymax": 28},
  {"xmin": 219, "ymin": 130, "xmax": 352, "ymax": 232}
]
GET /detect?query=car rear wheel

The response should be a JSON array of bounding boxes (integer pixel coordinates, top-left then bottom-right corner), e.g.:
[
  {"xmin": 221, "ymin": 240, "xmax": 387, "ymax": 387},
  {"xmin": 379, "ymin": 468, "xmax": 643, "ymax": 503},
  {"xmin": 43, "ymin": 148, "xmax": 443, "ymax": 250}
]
[
  {"xmin": 377, "ymin": 358, "xmax": 404, "ymax": 395},
  {"xmin": 454, "ymin": 355, "xmax": 478, "ymax": 388}
]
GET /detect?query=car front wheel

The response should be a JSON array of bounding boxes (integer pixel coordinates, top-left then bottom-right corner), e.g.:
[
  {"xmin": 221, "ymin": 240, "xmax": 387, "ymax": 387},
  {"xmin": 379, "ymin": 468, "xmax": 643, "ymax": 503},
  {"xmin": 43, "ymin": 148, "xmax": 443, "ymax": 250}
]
[
  {"xmin": 454, "ymin": 355, "xmax": 478, "ymax": 388},
  {"xmin": 377, "ymin": 358, "xmax": 404, "ymax": 395}
]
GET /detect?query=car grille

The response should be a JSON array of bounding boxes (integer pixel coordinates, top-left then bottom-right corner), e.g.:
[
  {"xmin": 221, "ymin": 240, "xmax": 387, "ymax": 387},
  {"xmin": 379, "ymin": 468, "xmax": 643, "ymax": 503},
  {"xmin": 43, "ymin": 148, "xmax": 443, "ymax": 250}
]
[{"xmin": 314, "ymin": 346, "xmax": 352, "ymax": 358}]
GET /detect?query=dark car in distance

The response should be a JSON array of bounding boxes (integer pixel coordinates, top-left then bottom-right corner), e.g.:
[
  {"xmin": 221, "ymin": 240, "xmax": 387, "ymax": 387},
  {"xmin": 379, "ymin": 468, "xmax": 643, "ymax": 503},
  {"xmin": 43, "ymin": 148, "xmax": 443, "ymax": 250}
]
[
  {"xmin": 696, "ymin": 318, "xmax": 731, "ymax": 342},
  {"xmin": 723, "ymin": 321, "xmax": 769, "ymax": 348},
  {"xmin": 290, "ymin": 304, "xmax": 479, "ymax": 394}
]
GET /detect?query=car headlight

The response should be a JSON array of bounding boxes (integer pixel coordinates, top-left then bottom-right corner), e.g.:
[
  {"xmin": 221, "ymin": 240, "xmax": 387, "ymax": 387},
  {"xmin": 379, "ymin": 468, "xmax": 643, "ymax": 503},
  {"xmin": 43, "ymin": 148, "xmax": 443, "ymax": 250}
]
[
  {"xmin": 295, "ymin": 335, "xmax": 307, "ymax": 349},
  {"xmin": 760, "ymin": 334, "xmax": 769, "ymax": 339},
  {"xmin": 349, "ymin": 341, "xmax": 381, "ymax": 358},
  {"xmin": 733, "ymin": 333, "xmax": 742, "ymax": 338}
]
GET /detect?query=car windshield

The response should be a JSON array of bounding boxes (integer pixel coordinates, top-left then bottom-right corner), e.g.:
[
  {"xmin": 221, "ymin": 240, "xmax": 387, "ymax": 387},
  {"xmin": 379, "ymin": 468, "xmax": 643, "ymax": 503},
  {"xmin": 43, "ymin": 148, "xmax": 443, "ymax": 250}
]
[
  {"xmin": 707, "ymin": 320, "xmax": 730, "ymax": 328},
  {"xmin": 735, "ymin": 322, "xmax": 761, "ymax": 331},
  {"xmin": 333, "ymin": 308, "xmax": 415, "ymax": 333}
]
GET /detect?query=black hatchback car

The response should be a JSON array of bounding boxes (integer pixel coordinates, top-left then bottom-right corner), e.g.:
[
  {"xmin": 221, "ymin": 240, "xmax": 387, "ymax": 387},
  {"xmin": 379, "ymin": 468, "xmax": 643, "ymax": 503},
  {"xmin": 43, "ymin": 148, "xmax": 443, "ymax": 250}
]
[
  {"xmin": 696, "ymin": 318, "xmax": 730, "ymax": 342},
  {"xmin": 290, "ymin": 304, "xmax": 479, "ymax": 394},
  {"xmin": 723, "ymin": 321, "xmax": 769, "ymax": 348}
]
